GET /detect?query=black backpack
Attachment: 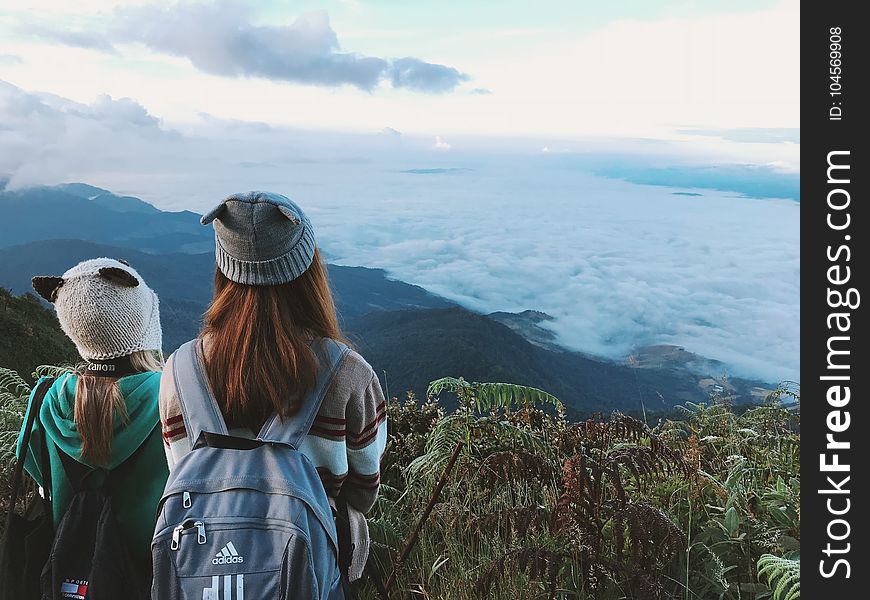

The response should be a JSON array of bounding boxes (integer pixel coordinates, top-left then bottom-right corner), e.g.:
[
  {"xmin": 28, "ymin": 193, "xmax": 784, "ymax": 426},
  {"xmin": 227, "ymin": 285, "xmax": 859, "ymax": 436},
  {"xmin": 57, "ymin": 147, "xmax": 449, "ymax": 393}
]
[
  {"xmin": 40, "ymin": 446, "xmax": 146, "ymax": 600},
  {"xmin": 0, "ymin": 377, "xmax": 55, "ymax": 600}
]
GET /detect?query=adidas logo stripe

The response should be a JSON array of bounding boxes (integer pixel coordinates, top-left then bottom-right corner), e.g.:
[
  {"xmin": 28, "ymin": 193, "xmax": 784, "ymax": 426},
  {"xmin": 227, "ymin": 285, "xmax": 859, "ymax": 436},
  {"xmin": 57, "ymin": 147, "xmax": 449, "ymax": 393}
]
[
  {"xmin": 202, "ymin": 574, "xmax": 244, "ymax": 600},
  {"xmin": 212, "ymin": 541, "xmax": 244, "ymax": 564}
]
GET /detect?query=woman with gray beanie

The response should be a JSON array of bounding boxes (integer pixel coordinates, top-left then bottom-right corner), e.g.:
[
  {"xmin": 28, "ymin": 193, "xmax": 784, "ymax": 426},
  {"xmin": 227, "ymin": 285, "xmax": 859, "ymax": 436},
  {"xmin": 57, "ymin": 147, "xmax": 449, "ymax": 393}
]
[
  {"xmin": 17, "ymin": 258, "xmax": 168, "ymax": 588},
  {"xmin": 159, "ymin": 192, "xmax": 386, "ymax": 593}
]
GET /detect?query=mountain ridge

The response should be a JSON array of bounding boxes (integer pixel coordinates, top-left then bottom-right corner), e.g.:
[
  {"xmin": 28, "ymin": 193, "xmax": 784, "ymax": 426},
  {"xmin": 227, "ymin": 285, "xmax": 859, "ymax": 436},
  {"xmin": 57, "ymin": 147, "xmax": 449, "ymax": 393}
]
[
  {"xmin": 0, "ymin": 238, "xmax": 456, "ymax": 352},
  {"xmin": 0, "ymin": 186, "xmax": 213, "ymax": 254}
]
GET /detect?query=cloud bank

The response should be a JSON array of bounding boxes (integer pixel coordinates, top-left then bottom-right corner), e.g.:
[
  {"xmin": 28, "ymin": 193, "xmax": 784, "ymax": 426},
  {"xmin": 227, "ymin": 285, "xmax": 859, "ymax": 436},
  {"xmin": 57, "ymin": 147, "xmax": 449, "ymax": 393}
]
[
  {"xmin": 20, "ymin": 2, "xmax": 469, "ymax": 93},
  {"xmin": 0, "ymin": 80, "xmax": 174, "ymax": 187},
  {"xmin": 679, "ymin": 128, "xmax": 801, "ymax": 144},
  {"xmin": 388, "ymin": 57, "xmax": 469, "ymax": 93},
  {"xmin": 0, "ymin": 80, "xmax": 800, "ymax": 383},
  {"xmin": 20, "ymin": 24, "xmax": 117, "ymax": 53}
]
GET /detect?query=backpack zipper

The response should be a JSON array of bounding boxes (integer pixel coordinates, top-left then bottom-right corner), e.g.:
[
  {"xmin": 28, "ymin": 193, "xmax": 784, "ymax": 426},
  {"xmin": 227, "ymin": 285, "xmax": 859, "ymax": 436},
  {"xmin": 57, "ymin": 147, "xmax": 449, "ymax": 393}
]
[
  {"xmin": 182, "ymin": 491, "xmax": 192, "ymax": 508},
  {"xmin": 195, "ymin": 520, "xmax": 207, "ymax": 544},
  {"xmin": 170, "ymin": 523, "xmax": 185, "ymax": 550},
  {"xmin": 170, "ymin": 519, "xmax": 207, "ymax": 551}
]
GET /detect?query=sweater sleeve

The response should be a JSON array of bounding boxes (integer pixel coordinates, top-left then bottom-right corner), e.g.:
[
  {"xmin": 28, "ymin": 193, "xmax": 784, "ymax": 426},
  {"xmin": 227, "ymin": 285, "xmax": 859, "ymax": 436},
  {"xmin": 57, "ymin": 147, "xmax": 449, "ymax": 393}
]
[
  {"xmin": 158, "ymin": 352, "xmax": 190, "ymax": 469},
  {"xmin": 339, "ymin": 356, "xmax": 387, "ymax": 514}
]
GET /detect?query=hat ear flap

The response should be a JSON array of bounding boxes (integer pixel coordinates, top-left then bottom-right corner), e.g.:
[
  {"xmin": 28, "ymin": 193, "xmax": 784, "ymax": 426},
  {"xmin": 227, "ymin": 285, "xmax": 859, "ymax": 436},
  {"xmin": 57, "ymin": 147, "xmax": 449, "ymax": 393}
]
[
  {"xmin": 98, "ymin": 267, "xmax": 139, "ymax": 287},
  {"xmin": 276, "ymin": 204, "xmax": 300, "ymax": 224},
  {"xmin": 32, "ymin": 276, "xmax": 64, "ymax": 302},
  {"xmin": 200, "ymin": 202, "xmax": 226, "ymax": 225}
]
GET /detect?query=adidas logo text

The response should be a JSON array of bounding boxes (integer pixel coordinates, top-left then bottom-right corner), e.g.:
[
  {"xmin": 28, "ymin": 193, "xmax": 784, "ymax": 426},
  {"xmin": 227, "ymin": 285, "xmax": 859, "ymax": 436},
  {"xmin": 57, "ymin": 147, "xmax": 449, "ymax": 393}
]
[{"xmin": 212, "ymin": 541, "xmax": 244, "ymax": 565}]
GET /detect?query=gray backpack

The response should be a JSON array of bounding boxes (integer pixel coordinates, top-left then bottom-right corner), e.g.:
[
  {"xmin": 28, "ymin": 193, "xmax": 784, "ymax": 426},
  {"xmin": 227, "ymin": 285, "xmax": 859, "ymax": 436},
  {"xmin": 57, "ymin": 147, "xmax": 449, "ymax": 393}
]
[{"xmin": 151, "ymin": 338, "xmax": 350, "ymax": 600}]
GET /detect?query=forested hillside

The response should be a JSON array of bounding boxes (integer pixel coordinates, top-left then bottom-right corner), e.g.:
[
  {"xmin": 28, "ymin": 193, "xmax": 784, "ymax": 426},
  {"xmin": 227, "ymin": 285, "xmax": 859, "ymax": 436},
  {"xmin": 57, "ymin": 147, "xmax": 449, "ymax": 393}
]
[
  {"xmin": 0, "ymin": 288, "xmax": 78, "ymax": 382},
  {"xmin": 347, "ymin": 307, "xmax": 704, "ymax": 414}
]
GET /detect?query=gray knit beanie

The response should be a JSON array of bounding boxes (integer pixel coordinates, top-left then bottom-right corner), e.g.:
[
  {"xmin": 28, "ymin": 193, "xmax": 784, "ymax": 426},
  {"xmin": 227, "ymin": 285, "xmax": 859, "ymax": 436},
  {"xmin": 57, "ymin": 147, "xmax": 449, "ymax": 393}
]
[
  {"xmin": 201, "ymin": 191, "xmax": 316, "ymax": 286},
  {"xmin": 31, "ymin": 258, "xmax": 162, "ymax": 360}
]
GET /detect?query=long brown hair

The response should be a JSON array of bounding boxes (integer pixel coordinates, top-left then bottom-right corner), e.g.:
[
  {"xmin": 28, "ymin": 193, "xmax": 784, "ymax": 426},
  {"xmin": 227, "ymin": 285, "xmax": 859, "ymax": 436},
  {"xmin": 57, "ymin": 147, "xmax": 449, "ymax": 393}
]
[
  {"xmin": 201, "ymin": 248, "xmax": 344, "ymax": 432},
  {"xmin": 73, "ymin": 350, "xmax": 164, "ymax": 465}
]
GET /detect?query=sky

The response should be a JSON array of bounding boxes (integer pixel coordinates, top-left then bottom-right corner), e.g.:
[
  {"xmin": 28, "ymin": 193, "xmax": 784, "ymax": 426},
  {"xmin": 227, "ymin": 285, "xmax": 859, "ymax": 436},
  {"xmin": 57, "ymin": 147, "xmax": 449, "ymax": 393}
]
[
  {"xmin": 0, "ymin": 0, "xmax": 800, "ymax": 383},
  {"xmin": 1, "ymin": 0, "xmax": 799, "ymax": 140}
]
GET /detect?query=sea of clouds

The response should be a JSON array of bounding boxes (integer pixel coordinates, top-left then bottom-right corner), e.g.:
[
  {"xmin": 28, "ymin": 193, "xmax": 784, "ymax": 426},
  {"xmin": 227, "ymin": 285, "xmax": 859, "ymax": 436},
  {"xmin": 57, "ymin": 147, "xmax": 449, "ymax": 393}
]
[
  {"xmin": 1, "ymin": 80, "xmax": 800, "ymax": 383},
  {"xmin": 270, "ymin": 160, "xmax": 800, "ymax": 384}
]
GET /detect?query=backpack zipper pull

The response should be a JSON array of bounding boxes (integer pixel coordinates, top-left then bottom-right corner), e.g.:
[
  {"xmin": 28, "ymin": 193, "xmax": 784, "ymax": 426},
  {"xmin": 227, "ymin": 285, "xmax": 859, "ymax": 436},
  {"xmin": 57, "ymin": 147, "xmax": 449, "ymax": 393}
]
[
  {"xmin": 170, "ymin": 524, "xmax": 184, "ymax": 551},
  {"xmin": 182, "ymin": 491, "xmax": 191, "ymax": 508},
  {"xmin": 195, "ymin": 521, "xmax": 207, "ymax": 544}
]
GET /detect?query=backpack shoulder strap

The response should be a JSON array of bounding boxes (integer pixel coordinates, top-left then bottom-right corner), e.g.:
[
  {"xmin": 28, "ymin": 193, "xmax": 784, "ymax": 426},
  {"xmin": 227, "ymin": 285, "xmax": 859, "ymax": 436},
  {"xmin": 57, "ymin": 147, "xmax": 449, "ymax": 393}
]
[
  {"xmin": 171, "ymin": 339, "xmax": 229, "ymax": 445},
  {"xmin": 5, "ymin": 377, "xmax": 54, "ymax": 520},
  {"xmin": 258, "ymin": 338, "xmax": 350, "ymax": 449}
]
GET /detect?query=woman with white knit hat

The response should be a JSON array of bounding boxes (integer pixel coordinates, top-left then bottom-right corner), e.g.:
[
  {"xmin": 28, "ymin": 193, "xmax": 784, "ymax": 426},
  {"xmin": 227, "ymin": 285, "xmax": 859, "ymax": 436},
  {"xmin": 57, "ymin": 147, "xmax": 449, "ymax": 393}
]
[{"xmin": 16, "ymin": 257, "xmax": 168, "ymax": 590}]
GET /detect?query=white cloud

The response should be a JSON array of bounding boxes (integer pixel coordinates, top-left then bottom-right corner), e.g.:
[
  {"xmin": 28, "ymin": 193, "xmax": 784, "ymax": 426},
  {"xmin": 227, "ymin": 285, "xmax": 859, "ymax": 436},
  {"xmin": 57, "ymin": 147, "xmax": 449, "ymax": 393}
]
[
  {"xmin": 18, "ymin": 23, "xmax": 116, "ymax": 53},
  {"xmin": 9, "ymin": 2, "xmax": 469, "ymax": 93},
  {"xmin": 434, "ymin": 135, "xmax": 451, "ymax": 150},
  {"xmin": 338, "ymin": 0, "xmax": 365, "ymax": 13},
  {"xmin": 0, "ymin": 0, "xmax": 798, "ymax": 138},
  {"xmin": 765, "ymin": 160, "xmax": 800, "ymax": 174},
  {"xmin": 437, "ymin": 0, "xmax": 800, "ymax": 137},
  {"xmin": 0, "ymin": 80, "xmax": 175, "ymax": 189}
]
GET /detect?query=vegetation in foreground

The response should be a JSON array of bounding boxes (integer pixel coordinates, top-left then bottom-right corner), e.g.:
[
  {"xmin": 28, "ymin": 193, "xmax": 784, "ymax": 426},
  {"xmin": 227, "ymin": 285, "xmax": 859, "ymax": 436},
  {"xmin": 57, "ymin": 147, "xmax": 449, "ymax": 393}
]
[
  {"xmin": 367, "ymin": 378, "xmax": 800, "ymax": 600},
  {"xmin": 1, "ymin": 367, "xmax": 799, "ymax": 599}
]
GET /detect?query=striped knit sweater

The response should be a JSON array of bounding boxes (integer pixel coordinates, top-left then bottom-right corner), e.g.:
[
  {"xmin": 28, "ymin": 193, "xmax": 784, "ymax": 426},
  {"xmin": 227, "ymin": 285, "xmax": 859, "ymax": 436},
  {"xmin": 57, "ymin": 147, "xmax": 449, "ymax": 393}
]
[{"xmin": 158, "ymin": 337, "xmax": 387, "ymax": 514}]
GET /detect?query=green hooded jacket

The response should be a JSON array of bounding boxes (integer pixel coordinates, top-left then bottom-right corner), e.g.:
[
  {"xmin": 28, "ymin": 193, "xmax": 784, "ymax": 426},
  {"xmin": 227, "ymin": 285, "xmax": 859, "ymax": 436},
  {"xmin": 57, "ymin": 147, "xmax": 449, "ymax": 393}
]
[{"xmin": 15, "ymin": 372, "xmax": 169, "ymax": 577}]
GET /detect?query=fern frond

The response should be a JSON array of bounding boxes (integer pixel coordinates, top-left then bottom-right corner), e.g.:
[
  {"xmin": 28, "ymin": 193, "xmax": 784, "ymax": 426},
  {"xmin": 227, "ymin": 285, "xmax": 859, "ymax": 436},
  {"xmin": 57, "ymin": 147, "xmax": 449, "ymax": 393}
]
[
  {"xmin": 368, "ymin": 515, "xmax": 404, "ymax": 549},
  {"xmin": 408, "ymin": 414, "xmax": 465, "ymax": 477},
  {"xmin": 757, "ymin": 554, "xmax": 800, "ymax": 600},
  {"xmin": 475, "ymin": 547, "xmax": 568, "ymax": 598},
  {"xmin": 427, "ymin": 377, "xmax": 562, "ymax": 412},
  {"xmin": 427, "ymin": 376, "xmax": 472, "ymax": 398},
  {"xmin": 472, "ymin": 382, "xmax": 561, "ymax": 412},
  {"xmin": 477, "ymin": 449, "xmax": 556, "ymax": 487},
  {"xmin": 0, "ymin": 367, "xmax": 30, "ymax": 399},
  {"xmin": 407, "ymin": 411, "xmax": 556, "ymax": 481},
  {"xmin": 469, "ymin": 505, "xmax": 550, "ymax": 537},
  {"xmin": 607, "ymin": 442, "xmax": 692, "ymax": 489},
  {"xmin": 475, "ymin": 416, "xmax": 554, "ymax": 457},
  {"xmin": 34, "ymin": 364, "xmax": 75, "ymax": 378},
  {"xmin": 0, "ymin": 391, "xmax": 23, "ymax": 406},
  {"xmin": 610, "ymin": 500, "xmax": 686, "ymax": 565}
]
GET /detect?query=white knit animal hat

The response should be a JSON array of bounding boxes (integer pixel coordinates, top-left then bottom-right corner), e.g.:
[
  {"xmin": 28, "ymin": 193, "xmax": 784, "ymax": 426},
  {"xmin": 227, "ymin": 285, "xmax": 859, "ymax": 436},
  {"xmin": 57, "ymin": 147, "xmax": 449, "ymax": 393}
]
[{"xmin": 32, "ymin": 258, "xmax": 162, "ymax": 360}]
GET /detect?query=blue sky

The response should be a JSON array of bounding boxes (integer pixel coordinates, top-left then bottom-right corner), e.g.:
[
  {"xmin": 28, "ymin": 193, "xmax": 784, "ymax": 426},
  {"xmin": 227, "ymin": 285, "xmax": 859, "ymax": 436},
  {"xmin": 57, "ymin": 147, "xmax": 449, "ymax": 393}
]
[{"xmin": 266, "ymin": 1, "xmax": 782, "ymax": 38}]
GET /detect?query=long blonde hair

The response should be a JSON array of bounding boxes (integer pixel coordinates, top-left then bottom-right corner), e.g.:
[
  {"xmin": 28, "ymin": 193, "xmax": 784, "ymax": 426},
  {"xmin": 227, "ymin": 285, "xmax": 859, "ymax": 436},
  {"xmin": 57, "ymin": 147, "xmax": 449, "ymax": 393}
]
[{"xmin": 72, "ymin": 350, "xmax": 164, "ymax": 465}]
